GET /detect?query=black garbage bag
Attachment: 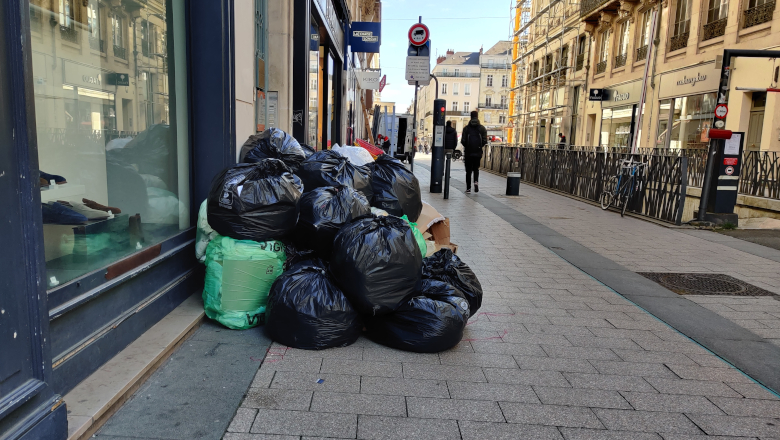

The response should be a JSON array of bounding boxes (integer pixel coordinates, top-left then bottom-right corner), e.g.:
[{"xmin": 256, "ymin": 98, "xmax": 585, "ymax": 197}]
[
  {"xmin": 207, "ymin": 159, "xmax": 303, "ymax": 242},
  {"xmin": 282, "ymin": 241, "xmax": 318, "ymax": 269},
  {"xmin": 330, "ymin": 215, "xmax": 422, "ymax": 316},
  {"xmin": 297, "ymin": 150, "xmax": 373, "ymax": 201},
  {"xmin": 300, "ymin": 143, "xmax": 316, "ymax": 158},
  {"xmin": 364, "ymin": 279, "xmax": 470, "ymax": 353},
  {"xmin": 106, "ymin": 124, "xmax": 174, "ymax": 189},
  {"xmin": 265, "ymin": 259, "xmax": 361, "ymax": 350},
  {"xmin": 422, "ymin": 249, "xmax": 483, "ymax": 314},
  {"xmin": 370, "ymin": 155, "xmax": 423, "ymax": 222},
  {"xmin": 239, "ymin": 128, "xmax": 307, "ymax": 172},
  {"xmin": 296, "ymin": 186, "xmax": 371, "ymax": 257}
]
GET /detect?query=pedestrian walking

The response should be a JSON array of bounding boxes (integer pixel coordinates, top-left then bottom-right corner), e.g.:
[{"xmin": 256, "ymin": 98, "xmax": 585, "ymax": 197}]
[
  {"xmin": 444, "ymin": 121, "xmax": 457, "ymax": 157},
  {"xmin": 558, "ymin": 132, "xmax": 567, "ymax": 149},
  {"xmin": 460, "ymin": 111, "xmax": 487, "ymax": 193}
]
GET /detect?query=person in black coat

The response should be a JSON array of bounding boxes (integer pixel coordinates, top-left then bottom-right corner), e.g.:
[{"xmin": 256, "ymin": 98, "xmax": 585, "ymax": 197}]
[
  {"xmin": 444, "ymin": 120, "xmax": 458, "ymax": 156},
  {"xmin": 460, "ymin": 111, "xmax": 488, "ymax": 193},
  {"xmin": 381, "ymin": 136, "xmax": 391, "ymax": 153}
]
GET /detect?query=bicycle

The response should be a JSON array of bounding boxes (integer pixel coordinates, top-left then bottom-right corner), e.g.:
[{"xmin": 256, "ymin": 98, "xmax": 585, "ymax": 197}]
[{"xmin": 600, "ymin": 158, "xmax": 647, "ymax": 217}]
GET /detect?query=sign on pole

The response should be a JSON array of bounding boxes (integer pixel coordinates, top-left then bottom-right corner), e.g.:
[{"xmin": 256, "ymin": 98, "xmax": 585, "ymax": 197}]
[
  {"xmin": 355, "ymin": 70, "xmax": 381, "ymax": 89},
  {"xmin": 405, "ymin": 56, "xmax": 430, "ymax": 82},
  {"xmin": 378, "ymin": 75, "xmax": 386, "ymax": 92},
  {"xmin": 349, "ymin": 22, "xmax": 381, "ymax": 53},
  {"xmin": 408, "ymin": 23, "xmax": 430, "ymax": 46}
]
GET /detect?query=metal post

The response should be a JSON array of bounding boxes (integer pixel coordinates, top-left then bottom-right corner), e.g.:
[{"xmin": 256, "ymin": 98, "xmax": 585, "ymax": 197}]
[
  {"xmin": 391, "ymin": 105, "xmax": 397, "ymax": 155},
  {"xmin": 444, "ymin": 153, "xmax": 451, "ymax": 199},
  {"xmin": 411, "ymin": 81, "xmax": 418, "ymax": 172},
  {"xmin": 631, "ymin": 7, "xmax": 658, "ymax": 154}
]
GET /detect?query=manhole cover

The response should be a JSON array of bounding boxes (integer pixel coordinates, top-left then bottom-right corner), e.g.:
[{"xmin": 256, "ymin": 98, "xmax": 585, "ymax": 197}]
[{"xmin": 637, "ymin": 273, "xmax": 777, "ymax": 297}]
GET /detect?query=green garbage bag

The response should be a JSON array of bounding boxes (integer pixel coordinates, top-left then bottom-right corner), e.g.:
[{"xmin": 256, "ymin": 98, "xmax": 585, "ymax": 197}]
[
  {"xmin": 203, "ymin": 235, "xmax": 286, "ymax": 329},
  {"xmin": 401, "ymin": 215, "xmax": 426, "ymax": 259}
]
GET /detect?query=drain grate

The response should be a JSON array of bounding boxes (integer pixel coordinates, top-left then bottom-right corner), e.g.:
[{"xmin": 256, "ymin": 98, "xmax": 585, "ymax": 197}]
[{"xmin": 637, "ymin": 272, "xmax": 777, "ymax": 297}]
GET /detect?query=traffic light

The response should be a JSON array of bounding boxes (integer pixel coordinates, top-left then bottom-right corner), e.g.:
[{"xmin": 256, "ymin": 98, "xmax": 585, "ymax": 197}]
[{"xmin": 433, "ymin": 99, "xmax": 446, "ymax": 127}]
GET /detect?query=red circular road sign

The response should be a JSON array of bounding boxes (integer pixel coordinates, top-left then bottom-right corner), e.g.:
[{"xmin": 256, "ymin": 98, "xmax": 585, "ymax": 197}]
[
  {"xmin": 408, "ymin": 23, "xmax": 430, "ymax": 46},
  {"xmin": 725, "ymin": 166, "xmax": 734, "ymax": 175},
  {"xmin": 714, "ymin": 104, "xmax": 728, "ymax": 119}
]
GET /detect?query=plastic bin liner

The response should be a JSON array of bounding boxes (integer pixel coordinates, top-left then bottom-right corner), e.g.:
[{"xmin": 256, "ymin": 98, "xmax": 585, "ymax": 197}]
[
  {"xmin": 283, "ymin": 241, "xmax": 318, "ymax": 269},
  {"xmin": 265, "ymin": 258, "xmax": 361, "ymax": 350},
  {"xmin": 239, "ymin": 128, "xmax": 307, "ymax": 173},
  {"xmin": 330, "ymin": 215, "xmax": 422, "ymax": 316},
  {"xmin": 400, "ymin": 215, "xmax": 426, "ymax": 259},
  {"xmin": 422, "ymin": 249, "xmax": 483, "ymax": 314},
  {"xmin": 296, "ymin": 186, "xmax": 371, "ymax": 257},
  {"xmin": 332, "ymin": 144, "xmax": 374, "ymax": 166},
  {"xmin": 297, "ymin": 150, "xmax": 373, "ymax": 201},
  {"xmin": 300, "ymin": 143, "xmax": 316, "ymax": 158},
  {"xmin": 370, "ymin": 155, "xmax": 423, "ymax": 222},
  {"xmin": 207, "ymin": 160, "xmax": 303, "ymax": 242},
  {"xmin": 196, "ymin": 199, "xmax": 219, "ymax": 263},
  {"xmin": 364, "ymin": 279, "xmax": 470, "ymax": 353},
  {"xmin": 203, "ymin": 236, "xmax": 286, "ymax": 330}
]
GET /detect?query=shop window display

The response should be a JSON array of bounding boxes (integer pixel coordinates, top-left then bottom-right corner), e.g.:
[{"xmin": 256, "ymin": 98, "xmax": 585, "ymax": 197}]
[
  {"xmin": 656, "ymin": 93, "xmax": 716, "ymax": 149},
  {"xmin": 600, "ymin": 106, "xmax": 633, "ymax": 148},
  {"xmin": 29, "ymin": 0, "xmax": 189, "ymax": 288}
]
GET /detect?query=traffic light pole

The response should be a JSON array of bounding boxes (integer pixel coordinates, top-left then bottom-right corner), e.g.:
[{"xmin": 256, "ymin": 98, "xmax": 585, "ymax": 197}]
[{"xmin": 430, "ymin": 97, "xmax": 447, "ymax": 193}]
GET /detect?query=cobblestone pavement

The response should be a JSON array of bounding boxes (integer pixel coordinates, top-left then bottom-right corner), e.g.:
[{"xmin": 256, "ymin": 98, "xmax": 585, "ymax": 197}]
[
  {"xmin": 443, "ymin": 156, "xmax": 780, "ymax": 349},
  {"xmin": 225, "ymin": 156, "xmax": 780, "ymax": 440}
]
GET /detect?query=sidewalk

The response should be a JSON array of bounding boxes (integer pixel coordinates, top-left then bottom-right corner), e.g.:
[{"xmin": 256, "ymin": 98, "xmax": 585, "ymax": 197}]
[{"xmin": 97, "ymin": 154, "xmax": 780, "ymax": 439}]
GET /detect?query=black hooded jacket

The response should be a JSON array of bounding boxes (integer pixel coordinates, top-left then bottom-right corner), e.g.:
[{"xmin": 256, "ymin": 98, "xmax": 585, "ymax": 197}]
[
  {"xmin": 460, "ymin": 118, "xmax": 488, "ymax": 157},
  {"xmin": 444, "ymin": 126, "xmax": 458, "ymax": 150}
]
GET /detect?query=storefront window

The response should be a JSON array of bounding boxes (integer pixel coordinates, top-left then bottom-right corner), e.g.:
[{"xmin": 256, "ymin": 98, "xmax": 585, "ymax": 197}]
[
  {"xmin": 600, "ymin": 105, "xmax": 634, "ymax": 148},
  {"xmin": 657, "ymin": 99, "xmax": 672, "ymax": 147},
  {"xmin": 550, "ymin": 117, "xmax": 562, "ymax": 143},
  {"xmin": 30, "ymin": 0, "xmax": 190, "ymax": 288},
  {"xmin": 660, "ymin": 93, "xmax": 716, "ymax": 149},
  {"xmin": 308, "ymin": 22, "xmax": 319, "ymax": 147}
]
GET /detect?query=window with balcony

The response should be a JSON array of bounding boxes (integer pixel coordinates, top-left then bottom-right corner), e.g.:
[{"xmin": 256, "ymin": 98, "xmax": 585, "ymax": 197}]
[
  {"xmin": 487, "ymin": 74, "xmax": 493, "ymax": 87},
  {"xmin": 637, "ymin": 10, "xmax": 652, "ymax": 60},
  {"xmin": 703, "ymin": 0, "xmax": 728, "ymax": 39},
  {"xmin": 576, "ymin": 35, "xmax": 586, "ymax": 71},
  {"xmin": 597, "ymin": 30, "xmax": 610, "ymax": 74},
  {"xmin": 112, "ymin": 14, "xmax": 127, "ymax": 60},
  {"xmin": 615, "ymin": 21, "xmax": 629, "ymax": 68},
  {"xmin": 452, "ymin": 102, "xmax": 459, "ymax": 111},
  {"xmin": 501, "ymin": 95, "xmax": 507, "ymax": 107},
  {"xmin": 454, "ymin": 68, "xmax": 460, "ymax": 77},
  {"xmin": 87, "ymin": 0, "xmax": 104, "ymax": 52},
  {"xmin": 442, "ymin": 83, "xmax": 447, "ymax": 95},
  {"xmin": 486, "ymin": 95, "xmax": 493, "ymax": 106},
  {"xmin": 59, "ymin": 0, "xmax": 79, "ymax": 43},
  {"xmin": 501, "ymin": 75, "xmax": 508, "ymax": 87},
  {"xmin": 744, "ymin": 0, "xmax": 775, "ymax": 28},
  {"xmin": 464, "ymin": 102, "xmax": 470, "ymax": 112},
  {"xmin": 453, "ymin": 83, "xmax": 459, "ymax": 95},
  {"xmin": 671, "ymin": 0, "xmax": 691, "ymax": 51},
  {"xmin": 465, "ymin": 84, "xmax": 471, "ymax": 95}
]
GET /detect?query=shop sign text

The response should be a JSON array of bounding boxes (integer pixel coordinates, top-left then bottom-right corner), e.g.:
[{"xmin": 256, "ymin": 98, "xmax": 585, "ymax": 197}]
[{"xmin": 677, "ymin": 72, "xmax": 707, "ymax": 87}]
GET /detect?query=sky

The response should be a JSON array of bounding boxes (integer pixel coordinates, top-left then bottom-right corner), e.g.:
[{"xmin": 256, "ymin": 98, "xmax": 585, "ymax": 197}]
[{"xmin": 378, "ymin": 0, "xmax": 515, "ymax": 112}]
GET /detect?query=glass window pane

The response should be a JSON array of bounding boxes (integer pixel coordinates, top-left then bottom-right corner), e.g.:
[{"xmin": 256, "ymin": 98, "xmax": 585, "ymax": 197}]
[{"xmin": 31, "ymin": 0, "xmax": 190, "ymax": 289}]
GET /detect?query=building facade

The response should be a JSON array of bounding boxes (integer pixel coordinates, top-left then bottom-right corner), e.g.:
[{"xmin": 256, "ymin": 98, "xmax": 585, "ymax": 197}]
[
  {"xmin": 478, "ymin": 41, "xmax": 513, "ymax": 140},
  {"xmin": 416, "ymin": 50, "xmax": 481, "ymax": 146},
  {"xmin": 511, "ymin": 0, "xmax": 780, "ymax": 152},
  {"xmin": 0, "ymin": 0, "xmax": 380, "ymax": 438}
]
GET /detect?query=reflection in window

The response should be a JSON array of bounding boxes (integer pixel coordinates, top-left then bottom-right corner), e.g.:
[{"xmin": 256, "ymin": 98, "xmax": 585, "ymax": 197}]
[
  {"xmin": 661, "ymin": 93, "xmax": 716, "ymax": 149},
  {"xmin": 31, "ymin": 0, "xmax": 190, "ymax": 288}
]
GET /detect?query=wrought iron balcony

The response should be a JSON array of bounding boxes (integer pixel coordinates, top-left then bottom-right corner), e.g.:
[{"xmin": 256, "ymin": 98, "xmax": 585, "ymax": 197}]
[
  {"xmin": 114, "ymin": 45, "xmax": 128, "ymax": 60},
  {"xmin": 614, "ymin": 53, "xmax": 627, "ymax": 68},
  {"xmin": 670, "ymin": 32, "xmax": 689, "ymax": 51},
  {"xmin": 636, "ymin": 45, "xmax": 648, "ymax": 60},
  {"xmin": 436, "ymin": 72, "xmax": 480, "ymax": 78},
  {"xmin": 743, "ymin": 1, "xmax": 775, "ymax": 28},
  {"xmin": 479, "ymin": 103, "xmax": 509, "ymax": 109},
  {"xmin": 60, "ymin": 26, "xmax": 79, "ymax": 44},
  {"xmin": 703, "ymin": 17, "xmax": 728, "ymax": 40},
  {"xmin": 575, "ymin": 53, "xmax": 585, "ymax": 71},
  {"xmin": 581, "ymin": 0, "xmax": 611, "ymax": 17},
  {"xmin": 481, "ymin": 63, "xmax": 511, "ymax": 69},
  {"xmin": 89, "ymin": 37, "xmax": 104, "ymax": 52},
  {"xmin": 596, "ymin": 60, "xmax": 607, "ymax": 74}
]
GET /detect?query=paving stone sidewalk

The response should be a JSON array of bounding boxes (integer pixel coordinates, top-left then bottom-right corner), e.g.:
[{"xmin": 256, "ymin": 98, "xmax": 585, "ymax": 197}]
[
  {"xmin": 225, "ymin": 156, "xmax": 780, "ymax": 440},
  {"xmin": 443, "ymin": 155, "xmax": 780, "ymax": 348}
]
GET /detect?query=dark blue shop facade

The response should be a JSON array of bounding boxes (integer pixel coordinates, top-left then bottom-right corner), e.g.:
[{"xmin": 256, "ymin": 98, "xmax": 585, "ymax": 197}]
[{"xmin": 0, "ymin": 0, "xmax": 240, "ymax": 438}]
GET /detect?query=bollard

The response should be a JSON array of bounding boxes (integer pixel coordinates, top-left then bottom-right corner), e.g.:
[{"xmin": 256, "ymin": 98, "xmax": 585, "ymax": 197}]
[
  {"xmin": 506, "ymin": 172, "xmax": 521, "ymax": 196},
  {"xmin": 444, "ymin": 153, "xmax": 451, "ymax": 199}
]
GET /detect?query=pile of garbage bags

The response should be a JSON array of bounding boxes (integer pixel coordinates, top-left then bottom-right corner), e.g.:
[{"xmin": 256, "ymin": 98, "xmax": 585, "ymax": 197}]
[{"xmin": 197, "ymin": 128, "xmax": 480, "ymax": 351}]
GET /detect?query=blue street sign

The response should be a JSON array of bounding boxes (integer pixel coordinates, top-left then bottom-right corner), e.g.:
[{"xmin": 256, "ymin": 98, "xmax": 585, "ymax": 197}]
[{"xmin": 349, "ymin": 22, "xmax": 381, "ymax": 53}]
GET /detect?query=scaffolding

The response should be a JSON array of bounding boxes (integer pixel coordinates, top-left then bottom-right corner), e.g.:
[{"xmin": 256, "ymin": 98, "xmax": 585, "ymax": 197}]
[{"xmin": 508, "ymin": 0, "xmax": 583, "ymax": 146}]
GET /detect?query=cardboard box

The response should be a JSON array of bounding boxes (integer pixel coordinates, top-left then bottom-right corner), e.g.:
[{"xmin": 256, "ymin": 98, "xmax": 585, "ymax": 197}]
[
  {"xmin": 416, "ymin": 202, "xmax": 446, "ymax": 233},
  {"xmin": 433, "ymin": 241, "xmax": 458, "ymax": 255},
  {"xmin": 429, "ymin": 217, "xmax": 450, "ymax": 245}
]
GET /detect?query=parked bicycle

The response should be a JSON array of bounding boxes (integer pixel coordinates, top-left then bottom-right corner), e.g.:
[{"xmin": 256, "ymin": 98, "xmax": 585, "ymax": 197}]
[{"xmin": 600, "ymin": 158, "xmax": 648, "ymax": 217}]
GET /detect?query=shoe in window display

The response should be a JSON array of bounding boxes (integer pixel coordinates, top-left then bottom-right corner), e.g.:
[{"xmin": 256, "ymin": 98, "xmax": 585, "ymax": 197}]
[
  {"xmin": 41, "ymin": 202, "xmax": 88, "ymax": 225},
  {"xmin": 40, "ymin": 171, "xmax": 67, "ymax": 185},
  {"xmin": 57, "ymin": 201, "xmax": 111, "ymax": 220}
]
